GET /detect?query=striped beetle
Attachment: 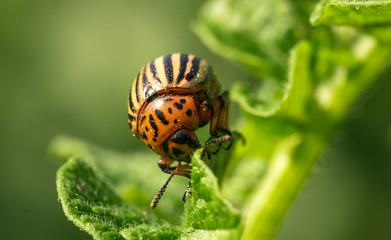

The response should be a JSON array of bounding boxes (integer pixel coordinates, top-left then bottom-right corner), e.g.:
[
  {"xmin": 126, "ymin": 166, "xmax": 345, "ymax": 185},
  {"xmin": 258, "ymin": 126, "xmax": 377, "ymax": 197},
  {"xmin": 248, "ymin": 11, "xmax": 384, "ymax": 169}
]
[{"xmin": 128, "ymin": 53, "xmax": 240, "ymax": 208}]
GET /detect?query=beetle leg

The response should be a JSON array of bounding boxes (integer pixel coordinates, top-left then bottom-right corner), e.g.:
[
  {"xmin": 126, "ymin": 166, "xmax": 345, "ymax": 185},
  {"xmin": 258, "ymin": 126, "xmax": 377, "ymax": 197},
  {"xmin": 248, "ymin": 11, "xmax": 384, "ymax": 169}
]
[
  {"xmin": 175, "ymin": 163, "xmax": 192, "ymax": 178},
  {"xmin": 198, "ymin": 100, "xmax": 214, "ymax": 128},
  {"xmin": 158, "ymin": 165, "xmax": 191, "ymax": 178},
  {"xmin": 201, "ymin": 148, "xmax": 212, "ymax": 159},
  {"xmin": 221, "ymin": 129, "xmax": 233, "ymax": 150},
  {"xmin": 216, "ymin": 91, "xmax": 229, "ymax": 131},
  {"xmin": 220, "ymin": 128, "xmax": 246, "ymax": 150},
  {"xmin": 203, "ymin": 134, "xmax": 232, "ymax": 150},
  {"xmin": 210, "ymin": 94, "xmax": 224, "ymax": 136},
  {"xmin": 182, "ymin": 181, "xmax": 192, "ymax": 203},
  {"xmin": 203, "ymin": 135, "xmax": 223, "ymax": 154},
  {"xmin": 199, "ymin": 91, "xmax": 229, "ymax": 154},
  {"xmin": 198, "ymin": 91, "xmax": 229, "ymax": 137},
  {"xmin": 199, "ymin": 91, "xmax": 244, "ymax": 155},
  {"xmin": 198, "ymin": 94, "xmax": 224, "ymax": 136},
  {"xmin": 158, "ymin": 157, "xmax": 192, "ymax": 178}
]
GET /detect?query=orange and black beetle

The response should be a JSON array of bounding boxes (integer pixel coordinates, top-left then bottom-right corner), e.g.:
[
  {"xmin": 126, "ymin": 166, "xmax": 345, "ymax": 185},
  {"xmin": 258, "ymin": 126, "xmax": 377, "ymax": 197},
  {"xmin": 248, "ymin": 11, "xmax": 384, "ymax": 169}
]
[{"xmin": 128, "ymin": 53, "xmax": 239, "ymax": 208}]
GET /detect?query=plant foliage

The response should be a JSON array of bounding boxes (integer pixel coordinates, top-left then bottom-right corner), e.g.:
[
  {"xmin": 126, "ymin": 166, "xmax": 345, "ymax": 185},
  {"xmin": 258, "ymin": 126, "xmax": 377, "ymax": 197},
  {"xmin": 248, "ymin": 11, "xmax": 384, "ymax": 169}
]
[{"xmin": 53, "ymin": 0, "xmax": 391, "ymax": 239}]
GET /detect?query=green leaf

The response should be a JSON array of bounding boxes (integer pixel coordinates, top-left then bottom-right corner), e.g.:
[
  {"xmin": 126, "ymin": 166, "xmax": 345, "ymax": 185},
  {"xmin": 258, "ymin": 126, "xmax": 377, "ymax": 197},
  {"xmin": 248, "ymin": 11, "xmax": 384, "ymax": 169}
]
[
  {"xmin": 194, "ymin": 0, "xmax": 315, "ymax": 119},
  {"xmin": 231, "ymin": 40, "xmax": 313, "ymax": 119},
  {"xmin": 49, "ymin": 136, "xmax": 187, "ymax": 225},
  {"xmin": 184, "ymin": 150, "xmax": 241, "ymax": 229},
  {"xmin": 231, "ymin": 80, "xmax": 288, "ymax": 117},
  {"xmin": 193, "ymin": 0, "xmax": 300, "ymax": 80},
  {"xmin": 57, "ymin": 157, "xmax": 182, "ymax": 239},
  {"xmin": 311, "ymin": 0, "xmax": 391, "ymax": 26},
  {"xmin": 279, "ymin": 41, "xmax": 313, "ymax": 121},
  {"xmin": 53, "ymin": 136, "xmax": 242, "ymax": 239},
  {"xmin": 183, "ymin": 149, "xmax": 242, "ymax": 238}
]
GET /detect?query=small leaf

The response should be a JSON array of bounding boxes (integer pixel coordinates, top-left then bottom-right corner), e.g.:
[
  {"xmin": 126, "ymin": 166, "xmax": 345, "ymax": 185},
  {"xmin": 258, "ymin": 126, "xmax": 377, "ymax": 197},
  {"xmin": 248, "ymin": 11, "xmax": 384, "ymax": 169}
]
[
  {"xmin": 231, "ymin": 40, "xmax": 313, "ymax": 119},
  {"xmin": 311, "ymin": 0, "xmax": 391, "ymax": 26},
  {"xmin": 57, "ymin": 157, "xmax": 182, "ymax": 240},
  {"xmin": 279, "ymin": 41, "xmax": 313, "ymax": 121},
  {"xmin": 231, "ymin": 80, "xmax": 288, "ymax": 117},
  {"xmin": 184, "ymin": 150, "xmax": 241, "ymax": 231}
]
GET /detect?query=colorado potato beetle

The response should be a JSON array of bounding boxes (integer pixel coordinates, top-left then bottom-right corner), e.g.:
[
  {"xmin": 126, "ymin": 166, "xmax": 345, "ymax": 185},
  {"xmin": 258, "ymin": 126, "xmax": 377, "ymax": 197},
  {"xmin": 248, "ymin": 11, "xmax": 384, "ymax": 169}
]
[{"xmin": 128, "ymin": 53, "xmax": 240, "ymax": 208}]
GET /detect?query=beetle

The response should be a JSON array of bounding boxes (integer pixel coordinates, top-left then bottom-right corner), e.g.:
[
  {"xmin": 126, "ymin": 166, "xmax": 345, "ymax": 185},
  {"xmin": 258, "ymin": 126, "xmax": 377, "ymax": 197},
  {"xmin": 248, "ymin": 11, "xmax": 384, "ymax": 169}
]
[{"xmin": 128, "ymin": 53, "xmax": 240, "ymax": 208}]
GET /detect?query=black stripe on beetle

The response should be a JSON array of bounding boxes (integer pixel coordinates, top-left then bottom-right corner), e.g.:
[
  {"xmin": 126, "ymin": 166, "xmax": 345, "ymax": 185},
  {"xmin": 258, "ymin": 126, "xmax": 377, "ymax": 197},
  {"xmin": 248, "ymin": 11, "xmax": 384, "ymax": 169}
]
[
  {"xmin": 186, "ymin": 109, "xmax": 192, "ymax": 117},
  {"xmin": 155, "ymin": 109, "xmax": 169, "ymax": 125},
  {"xmin": 135, "ymin": 73, "xmax": 141, "ymax": 102},
  {"xmin": 141, "ymin": 131, "xmax": 148, "ymax": 140},
  {"xmin": 185, "ymin": 57, "xmax": 201, "ymax": 81},
  {"xmin": 142, "ymin": 68, "xmax": 154, "ymax": 99},
  {"xmin": 128, "ymin": 92, "xmax": 136, "ymax": 113},
  {"xmin": 163, "ymin": 54, "xmax": 174, "ymax": 84},
  {"xmin": 128, "ymin": 113, "xmax": 136, "ymax": 121},
  {"xmin": 176, "ymin": 54, "xmax": 189, "ymax": 84},
  {"xmin": 149, "ymin": 60, "xmax": 162, "ymax": 85},
  {"xmin": 172, "ymin": 147, "xmax": 185, "ymax": 157},
  {"xmin": 180, "ymin": 99, "xmax": 186, "ymax": 104},
  {"xmin": 149, "ymin": 114, "xmax": 158, "ymax": 137},
  {"xmin": 174, "ymin": 102, "xmax": 183, "ymax": 110},
  {"xmin": 168, "ymin": 107, "xmax": 172, "ymax": 114},
  {"xmin": 140, "ymin": 115, "xmax": 146, "ymax": 124}
]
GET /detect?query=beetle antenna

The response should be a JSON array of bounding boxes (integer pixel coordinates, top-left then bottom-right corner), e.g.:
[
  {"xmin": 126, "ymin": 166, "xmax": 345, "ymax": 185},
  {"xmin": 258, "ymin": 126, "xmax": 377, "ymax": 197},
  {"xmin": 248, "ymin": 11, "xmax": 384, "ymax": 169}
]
[{"xmin": 150, "ymin": 162, "xmax": 181, "ymax": 209}]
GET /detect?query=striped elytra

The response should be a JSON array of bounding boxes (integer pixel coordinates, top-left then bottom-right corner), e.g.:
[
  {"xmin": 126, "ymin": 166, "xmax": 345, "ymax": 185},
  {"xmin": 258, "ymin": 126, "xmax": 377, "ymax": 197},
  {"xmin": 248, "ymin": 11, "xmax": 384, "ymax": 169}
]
[
  {"xmin": 127, "ymin": 53, "xmax": 238, "ymax": 209},
  {"xmin": 128, "ymin": 53, "xmax": 220, "ymax": 139}
]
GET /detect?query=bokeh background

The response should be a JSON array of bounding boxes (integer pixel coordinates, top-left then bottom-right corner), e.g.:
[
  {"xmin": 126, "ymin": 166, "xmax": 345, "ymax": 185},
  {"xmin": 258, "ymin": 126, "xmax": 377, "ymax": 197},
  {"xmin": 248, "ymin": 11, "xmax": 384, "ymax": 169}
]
[{"xmin": 1, "ymin": 0, "xmax": 391, "ymax": 239}]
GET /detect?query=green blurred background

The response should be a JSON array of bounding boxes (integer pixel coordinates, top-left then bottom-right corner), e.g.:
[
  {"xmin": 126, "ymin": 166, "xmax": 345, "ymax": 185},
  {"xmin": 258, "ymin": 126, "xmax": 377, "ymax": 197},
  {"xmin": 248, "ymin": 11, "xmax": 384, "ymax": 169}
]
[{"xmin": 1, "ymin": 0, "xmax": 390, "ymax": 239}]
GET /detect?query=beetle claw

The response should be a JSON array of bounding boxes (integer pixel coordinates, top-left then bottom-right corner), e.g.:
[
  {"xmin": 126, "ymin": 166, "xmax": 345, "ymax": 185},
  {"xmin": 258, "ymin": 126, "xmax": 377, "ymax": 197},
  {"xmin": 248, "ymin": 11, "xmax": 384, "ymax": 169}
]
[
  {"xmin": 201, "ymin": 148, "xmax": 212, "ymax": 159},
  {"xmin": 231, "ymin": 130, "xmax": 246, "ymax": 145}
]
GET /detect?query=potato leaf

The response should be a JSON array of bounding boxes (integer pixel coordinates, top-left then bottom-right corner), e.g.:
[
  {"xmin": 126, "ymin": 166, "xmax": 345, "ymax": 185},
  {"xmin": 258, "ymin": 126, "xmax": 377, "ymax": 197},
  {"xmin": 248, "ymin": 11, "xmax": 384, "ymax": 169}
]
[{"xmin": 56, "ymin": 157, "xmax": 182, "ymax": 239}]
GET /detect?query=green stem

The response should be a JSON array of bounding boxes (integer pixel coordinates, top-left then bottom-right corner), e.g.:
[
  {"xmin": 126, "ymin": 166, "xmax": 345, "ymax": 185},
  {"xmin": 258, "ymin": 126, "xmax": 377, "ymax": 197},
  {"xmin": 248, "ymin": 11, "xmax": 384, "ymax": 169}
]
[{"xmin": 241, "ymin": 115, "xmax": 330, "ymax": 240}]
